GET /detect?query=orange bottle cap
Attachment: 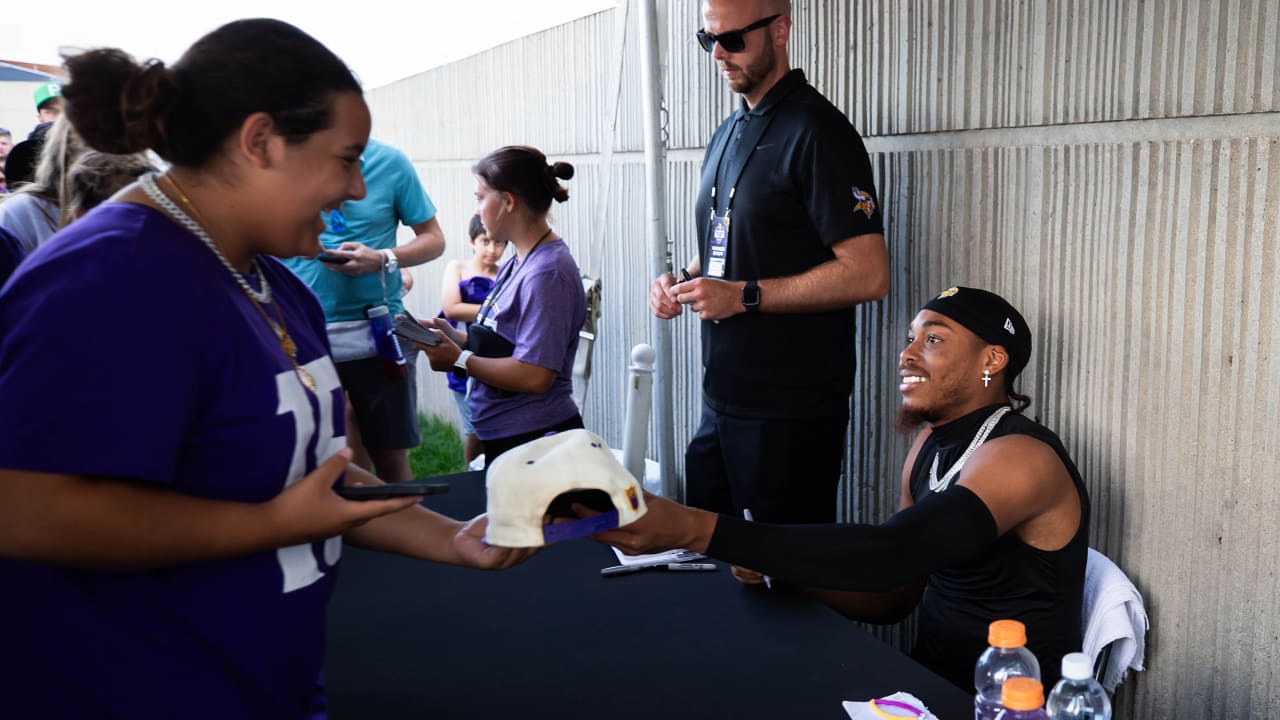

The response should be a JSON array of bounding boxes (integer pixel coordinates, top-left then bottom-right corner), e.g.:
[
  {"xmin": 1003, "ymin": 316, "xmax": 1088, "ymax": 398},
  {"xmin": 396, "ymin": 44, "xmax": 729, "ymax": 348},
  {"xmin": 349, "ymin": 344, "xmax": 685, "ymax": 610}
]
[
  {"xmin": 1001, "ymin": 677, "xmax": 1044, "ymax": 711},
  {"xmin": 987, "ymin": 619, "xmax": 1027, "ymax": 648}
]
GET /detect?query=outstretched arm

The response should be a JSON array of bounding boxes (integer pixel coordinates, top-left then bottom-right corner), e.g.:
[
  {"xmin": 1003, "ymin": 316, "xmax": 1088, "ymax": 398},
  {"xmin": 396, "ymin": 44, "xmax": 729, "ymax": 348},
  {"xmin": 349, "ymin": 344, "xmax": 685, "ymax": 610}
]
[
  {"xmin": 804, "ymin": 428, "xmax": 932, "ymax": 620},
  {"xmin": 594, "ymin": 484, "xmax": 997, "ymax": 594},
  {"xmin": 342, "ymin": 464, "xmax": 534, "ymax": 570},
  {"xmin": 0, "ymin": 449, "xmax": 418, "ymax": 571}
]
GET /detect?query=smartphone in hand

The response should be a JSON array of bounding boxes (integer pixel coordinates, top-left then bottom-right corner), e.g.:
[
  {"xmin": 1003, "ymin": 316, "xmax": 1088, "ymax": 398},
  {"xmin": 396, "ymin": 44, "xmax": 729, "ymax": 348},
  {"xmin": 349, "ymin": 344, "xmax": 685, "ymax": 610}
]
[
  {"xmin": 317, "ymin": 251, "xmax": 351, "ymax": 264},
  {"xmin": 336, "ymin": 480, "xmax": 451, "ymax": 500}
]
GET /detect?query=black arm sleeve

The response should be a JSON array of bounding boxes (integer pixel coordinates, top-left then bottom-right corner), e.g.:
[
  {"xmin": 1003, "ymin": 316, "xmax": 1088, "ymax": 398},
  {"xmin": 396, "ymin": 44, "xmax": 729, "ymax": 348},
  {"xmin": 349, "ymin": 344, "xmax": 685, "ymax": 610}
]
[{"xmin": 704, "ymin": 486, "xmax": 999, "ymax": 592}]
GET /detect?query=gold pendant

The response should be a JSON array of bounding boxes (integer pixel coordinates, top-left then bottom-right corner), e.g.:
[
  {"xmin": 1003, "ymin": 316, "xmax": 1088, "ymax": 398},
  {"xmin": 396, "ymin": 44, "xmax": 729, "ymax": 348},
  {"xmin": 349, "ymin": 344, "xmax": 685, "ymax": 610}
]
[
  {"xmin": 297, "ymin": 366, "xmax": 317, "ymax": 393},
  {"xmin": 279, "ymin": 334, "xmax": 297, "ymax": 357}
]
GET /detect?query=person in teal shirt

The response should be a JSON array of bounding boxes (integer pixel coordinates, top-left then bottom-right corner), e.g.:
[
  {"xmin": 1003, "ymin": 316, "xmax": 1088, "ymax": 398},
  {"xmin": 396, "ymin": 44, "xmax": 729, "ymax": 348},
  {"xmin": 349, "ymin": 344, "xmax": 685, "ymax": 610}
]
[{"xmin": 282, "ymin": 138, "xmax": 445, "ymax": 482}]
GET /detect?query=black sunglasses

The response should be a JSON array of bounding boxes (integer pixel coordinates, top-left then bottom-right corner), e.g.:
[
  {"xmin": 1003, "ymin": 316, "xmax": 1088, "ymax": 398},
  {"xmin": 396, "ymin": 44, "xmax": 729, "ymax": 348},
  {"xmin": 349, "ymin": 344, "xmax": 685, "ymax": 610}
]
[{"xmin": 695, "ymin": 14, "xmax": 781, "ymax": 53}]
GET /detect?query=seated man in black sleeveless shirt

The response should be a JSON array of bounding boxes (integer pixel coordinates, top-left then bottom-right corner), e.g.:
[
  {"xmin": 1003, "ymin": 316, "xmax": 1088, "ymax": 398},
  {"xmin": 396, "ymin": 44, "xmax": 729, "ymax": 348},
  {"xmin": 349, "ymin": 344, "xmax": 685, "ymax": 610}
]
[{"xmin": 593, "ymin": 287, "xmax": 1089, "ymax": 690}]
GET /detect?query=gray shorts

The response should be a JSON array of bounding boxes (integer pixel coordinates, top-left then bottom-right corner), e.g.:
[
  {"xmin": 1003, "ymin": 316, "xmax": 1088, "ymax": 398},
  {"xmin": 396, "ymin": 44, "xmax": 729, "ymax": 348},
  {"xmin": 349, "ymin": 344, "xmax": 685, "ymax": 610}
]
[{"xmin": 336, "ymin": 354, "xmax": 421, "ymax": 451}]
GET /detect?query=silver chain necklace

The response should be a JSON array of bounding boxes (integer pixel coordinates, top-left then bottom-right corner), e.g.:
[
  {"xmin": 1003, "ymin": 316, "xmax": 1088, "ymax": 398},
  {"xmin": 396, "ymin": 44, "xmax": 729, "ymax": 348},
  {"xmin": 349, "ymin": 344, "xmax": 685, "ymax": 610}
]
[
  {"xmin": 928, "ymin": 406, "xmax": 1012, "ymax": 492},
  {"xmin": 139, "ymin": 173, "xmax": 270, "ymax": 304}
]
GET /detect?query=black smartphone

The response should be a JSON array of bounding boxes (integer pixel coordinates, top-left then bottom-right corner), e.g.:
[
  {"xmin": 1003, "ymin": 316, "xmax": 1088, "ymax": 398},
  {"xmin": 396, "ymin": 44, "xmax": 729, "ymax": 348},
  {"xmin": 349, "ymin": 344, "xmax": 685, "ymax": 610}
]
[
  {"xmin": 336, "ymin": 480, "xmax": 451, "ymax": 500},
  {"xmin": 317, "ymin": 251, "xmax": 351, "ymax": 264}
]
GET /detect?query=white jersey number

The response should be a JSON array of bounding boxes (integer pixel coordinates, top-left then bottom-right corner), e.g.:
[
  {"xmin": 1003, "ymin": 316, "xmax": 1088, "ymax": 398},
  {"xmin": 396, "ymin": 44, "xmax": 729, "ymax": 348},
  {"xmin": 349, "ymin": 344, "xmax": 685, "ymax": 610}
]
[{"xmin": 273, "ymin": 357, "xmax": 345, "ymax": 593}]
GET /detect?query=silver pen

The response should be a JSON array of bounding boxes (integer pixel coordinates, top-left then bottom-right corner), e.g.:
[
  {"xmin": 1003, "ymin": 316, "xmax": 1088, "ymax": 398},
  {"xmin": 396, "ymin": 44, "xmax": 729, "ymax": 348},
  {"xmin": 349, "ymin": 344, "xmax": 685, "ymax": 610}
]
[
  {"xmin": 601, "ymin": 561, "xmax": 717, "ymax": 576},
  {"xmin": 742, "ymin": 508, "xmax": 773, "ymax": 590}
]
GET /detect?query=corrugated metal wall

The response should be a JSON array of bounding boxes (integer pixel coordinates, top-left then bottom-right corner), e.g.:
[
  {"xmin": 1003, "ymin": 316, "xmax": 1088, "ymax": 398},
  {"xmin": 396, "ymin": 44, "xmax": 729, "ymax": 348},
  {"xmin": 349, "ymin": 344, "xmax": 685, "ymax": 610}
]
[{"xmin": 369, "ymin": 2, "xmax": 1280, "ymax": 716}]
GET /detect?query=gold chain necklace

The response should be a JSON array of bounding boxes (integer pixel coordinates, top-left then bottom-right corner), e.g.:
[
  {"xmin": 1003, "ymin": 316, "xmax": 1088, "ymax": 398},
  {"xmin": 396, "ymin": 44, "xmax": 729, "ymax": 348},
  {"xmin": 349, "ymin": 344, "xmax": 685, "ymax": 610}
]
[{"xmin": 145, "ymin": 173, "xmax": 317, "ymax": 393}]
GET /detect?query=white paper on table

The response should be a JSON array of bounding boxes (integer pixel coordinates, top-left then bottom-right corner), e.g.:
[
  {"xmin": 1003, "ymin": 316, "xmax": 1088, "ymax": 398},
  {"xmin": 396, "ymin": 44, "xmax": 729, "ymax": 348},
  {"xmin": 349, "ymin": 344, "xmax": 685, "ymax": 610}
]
[
  {"xmin": 842, "ymin": 691, "xmax": 939, "ymax": 720},
  {"xmin": 610, "ymin": 546, "xmax": 704, "ymax": 567}
]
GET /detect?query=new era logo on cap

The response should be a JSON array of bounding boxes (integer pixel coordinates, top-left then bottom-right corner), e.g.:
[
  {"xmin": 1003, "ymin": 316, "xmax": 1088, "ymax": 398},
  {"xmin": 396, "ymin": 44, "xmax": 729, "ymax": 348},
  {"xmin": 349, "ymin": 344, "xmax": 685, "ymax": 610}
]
[{"xmin": 1004, "ymin": 318, "xmax": 1016, "ymax": 334}]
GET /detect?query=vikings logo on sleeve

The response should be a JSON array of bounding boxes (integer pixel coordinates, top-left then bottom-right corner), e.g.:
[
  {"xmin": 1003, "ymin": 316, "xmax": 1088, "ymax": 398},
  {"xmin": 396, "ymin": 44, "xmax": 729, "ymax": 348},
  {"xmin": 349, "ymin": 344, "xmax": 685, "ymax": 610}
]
[{"xmin": 852, "ymin": 187, "xmax": 877, "ymax": 219}]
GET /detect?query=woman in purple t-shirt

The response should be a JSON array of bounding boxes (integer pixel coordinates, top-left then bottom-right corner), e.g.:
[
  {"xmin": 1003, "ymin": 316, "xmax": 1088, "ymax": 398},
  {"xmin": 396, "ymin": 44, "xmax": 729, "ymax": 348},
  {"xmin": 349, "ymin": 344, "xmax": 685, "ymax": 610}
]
[
  {"xmin": 421, "ymin": 146, "xmax": 588, "ymax": 464},
  {"xmin": 0, "ymin": 21, "xmax": 532, "ymax": 720}
]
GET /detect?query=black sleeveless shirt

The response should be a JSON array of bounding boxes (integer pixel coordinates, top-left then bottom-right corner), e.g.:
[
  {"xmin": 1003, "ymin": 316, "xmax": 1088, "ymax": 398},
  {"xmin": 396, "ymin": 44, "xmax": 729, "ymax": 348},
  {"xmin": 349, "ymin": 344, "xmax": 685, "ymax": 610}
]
[{"xmin": 907, "ymin": 403, "xmax": 1090, "ymax": 691}]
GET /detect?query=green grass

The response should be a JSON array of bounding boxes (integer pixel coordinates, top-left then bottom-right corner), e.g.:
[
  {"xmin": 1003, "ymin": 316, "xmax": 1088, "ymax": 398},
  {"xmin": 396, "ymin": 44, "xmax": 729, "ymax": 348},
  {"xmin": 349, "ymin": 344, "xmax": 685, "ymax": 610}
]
[{"xmin": 408, "ymin": 412, "xmax": 466, "ymax": 478}]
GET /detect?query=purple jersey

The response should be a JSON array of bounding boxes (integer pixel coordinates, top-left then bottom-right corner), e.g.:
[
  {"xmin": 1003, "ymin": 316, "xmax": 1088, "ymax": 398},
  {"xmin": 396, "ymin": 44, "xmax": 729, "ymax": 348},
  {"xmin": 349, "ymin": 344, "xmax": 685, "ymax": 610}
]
[{"xmin": 0, "ymin": 203, "xmax": 347, "ymax": 719}]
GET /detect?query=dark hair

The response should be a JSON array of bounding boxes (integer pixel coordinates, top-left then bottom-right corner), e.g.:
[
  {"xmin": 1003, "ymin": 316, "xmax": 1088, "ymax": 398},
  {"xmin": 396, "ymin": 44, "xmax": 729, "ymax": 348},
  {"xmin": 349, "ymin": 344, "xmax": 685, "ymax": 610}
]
[
  {"xmin": 1009, "ymin": 387, "xmax": 1032, "ymax": 413},
  {"xmin": 472, "ymin": 145, "xmax": 573, "ymax": 215},
  {"xmin": 62, "ymin": 19, "xmax": 361, "ymax": 168},
  {"xmin": 468, "ymin": 214, "xmax": 486, "ymax": 240}
]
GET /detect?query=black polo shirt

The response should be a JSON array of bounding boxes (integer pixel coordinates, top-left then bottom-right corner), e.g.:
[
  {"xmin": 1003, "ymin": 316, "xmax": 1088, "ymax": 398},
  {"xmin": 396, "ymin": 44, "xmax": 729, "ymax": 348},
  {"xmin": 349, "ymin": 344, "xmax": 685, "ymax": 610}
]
[{"xmin": 695, "ymin": 69, "xmax": 884, "ymax": 419}]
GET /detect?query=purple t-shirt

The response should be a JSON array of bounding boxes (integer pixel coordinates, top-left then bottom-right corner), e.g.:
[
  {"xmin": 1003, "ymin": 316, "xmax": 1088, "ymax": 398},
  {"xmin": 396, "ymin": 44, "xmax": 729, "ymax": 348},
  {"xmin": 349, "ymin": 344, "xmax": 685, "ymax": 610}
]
[
  {"xmin": 0, "ymin": 203, "xmax": 347, "ymax": 719},
  {"xmin": 469, "ymin": 239, "xmax": 586, "ymax": 440}
]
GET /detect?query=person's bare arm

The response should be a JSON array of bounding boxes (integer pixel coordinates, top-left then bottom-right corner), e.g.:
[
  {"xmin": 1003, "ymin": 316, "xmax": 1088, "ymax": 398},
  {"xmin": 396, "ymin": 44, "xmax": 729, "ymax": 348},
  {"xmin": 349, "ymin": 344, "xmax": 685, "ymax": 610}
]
[
  {"xmin": 421, "ymin": 332, "xmax": 556, "ymax": 394},
  {"xmin": 958, "ymin": 435, "xmax": 1082, "ymax": 548},
  {"xmin": 0, "ymin": 450, "xmax": 417, "ymax": 570},
  {"xmin": 391, "ymin": 217, "xmax": 446, "ymax": 267},
  {"xmin": 440, "ymin": 260, "xmax": 482, "ymax": 322},
  {"xmin": 670, "ymin": 233, "xmax": 888, "ymax": 321},
  {"xmin": 329, "ymin": 217, "xmax": 447, "ymax": 276}
]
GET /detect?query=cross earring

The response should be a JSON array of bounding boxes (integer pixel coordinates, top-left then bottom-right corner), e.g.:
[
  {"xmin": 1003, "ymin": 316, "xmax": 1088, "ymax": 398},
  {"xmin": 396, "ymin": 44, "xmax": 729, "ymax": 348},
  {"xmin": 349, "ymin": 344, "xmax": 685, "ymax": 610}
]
[{"xmin": 982, "ymin": 370, "xmax": 991, "ymax": 388}]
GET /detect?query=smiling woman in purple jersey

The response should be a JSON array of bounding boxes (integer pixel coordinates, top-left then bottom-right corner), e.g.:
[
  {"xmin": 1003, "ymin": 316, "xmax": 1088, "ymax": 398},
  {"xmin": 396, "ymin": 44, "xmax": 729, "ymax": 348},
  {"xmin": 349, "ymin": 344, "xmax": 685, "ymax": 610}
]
[{"xmin": 0, "ymin": 19, "xmax": 533, "ymax": 719}]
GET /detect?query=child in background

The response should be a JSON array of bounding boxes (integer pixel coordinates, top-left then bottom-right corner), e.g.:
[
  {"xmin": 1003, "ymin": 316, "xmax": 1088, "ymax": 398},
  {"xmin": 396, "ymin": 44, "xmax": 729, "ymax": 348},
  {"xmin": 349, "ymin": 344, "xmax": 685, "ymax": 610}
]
[{"xmin": 440, "ymin": 214, "xmax": 506, "ymax": 463}]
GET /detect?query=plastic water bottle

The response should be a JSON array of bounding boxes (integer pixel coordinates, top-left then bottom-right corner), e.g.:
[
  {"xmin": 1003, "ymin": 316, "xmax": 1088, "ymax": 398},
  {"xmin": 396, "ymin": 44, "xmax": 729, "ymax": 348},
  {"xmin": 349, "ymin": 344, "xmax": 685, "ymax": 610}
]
[
  {"xmin": 996, "ymin": 677, "xmax": 1050, "ymax": 719},
  {"xmin": 367, "ymin": 305, "xmax": 408, "ymax": 379},
  {"xmin": 1046, "ymin": 653, "xmax": 1111, "ymax": 719},
  {"xmin": 975, "ymin": 619, "xmax": 1041, "ymax": 720}
]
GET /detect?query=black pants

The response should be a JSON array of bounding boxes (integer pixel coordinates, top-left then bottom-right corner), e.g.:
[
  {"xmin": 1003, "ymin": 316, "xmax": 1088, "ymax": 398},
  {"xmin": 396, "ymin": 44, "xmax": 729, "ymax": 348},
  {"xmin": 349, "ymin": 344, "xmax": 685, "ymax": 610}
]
[
  {"xmin": 684, "ymin": 401, "xmax": 847, "ymax": 523},
  {"xmin": 481, "ymin": 413, "xmax": 586, "ymax": 467}
]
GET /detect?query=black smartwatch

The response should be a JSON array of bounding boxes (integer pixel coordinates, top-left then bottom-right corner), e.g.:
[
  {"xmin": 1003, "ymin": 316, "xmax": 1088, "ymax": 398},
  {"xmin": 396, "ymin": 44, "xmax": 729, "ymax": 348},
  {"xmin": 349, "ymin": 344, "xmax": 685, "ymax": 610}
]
[{"xmin": 741, "ymin": 279, "xmax": 761, "ymax": 313}]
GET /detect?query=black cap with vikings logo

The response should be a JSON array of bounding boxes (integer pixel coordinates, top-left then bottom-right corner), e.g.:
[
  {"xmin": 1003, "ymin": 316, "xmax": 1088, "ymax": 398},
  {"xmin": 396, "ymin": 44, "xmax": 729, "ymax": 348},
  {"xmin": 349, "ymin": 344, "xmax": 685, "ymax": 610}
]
[
  {"xmin": 484, "ymin": 429, "xmax": 647, "ymax": 548},
  {"xmin": 922, "ymin": 287, "xmax": 1032, "ymax": 382}
]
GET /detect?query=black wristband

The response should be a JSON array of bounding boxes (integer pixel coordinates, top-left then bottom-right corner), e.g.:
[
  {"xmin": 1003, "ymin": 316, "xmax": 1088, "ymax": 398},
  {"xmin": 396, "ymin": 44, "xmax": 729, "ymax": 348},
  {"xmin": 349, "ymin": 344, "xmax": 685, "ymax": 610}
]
[{"xmin": 741, "ymin": 279, "xmax": 760, "ymax": 312}]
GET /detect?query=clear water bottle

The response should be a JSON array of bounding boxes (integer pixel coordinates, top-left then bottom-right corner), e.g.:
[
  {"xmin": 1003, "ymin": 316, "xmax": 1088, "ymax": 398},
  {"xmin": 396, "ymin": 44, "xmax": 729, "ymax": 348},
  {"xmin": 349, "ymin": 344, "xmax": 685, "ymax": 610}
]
[
  {"xmin": 366, "ymin": 305, "xmax": 408, "ymax": 379},
  {"xmin": 996, "ymin": 677, "xmax": 1050, "ymax": 719},
  {"xmin": 975, "ymin": 619, "xmax": 1041, "ymax": 720},
  {"xmin": 1046, "ymin": 652, "xmax": 1111, "ymax": 719}
]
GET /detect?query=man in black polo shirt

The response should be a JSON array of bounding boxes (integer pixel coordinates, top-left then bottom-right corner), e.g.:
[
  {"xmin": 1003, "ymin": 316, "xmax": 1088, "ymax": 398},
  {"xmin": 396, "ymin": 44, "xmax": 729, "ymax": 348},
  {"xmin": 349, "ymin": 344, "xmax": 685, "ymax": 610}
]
[{"xmin": 650, "ymin": 0, "xmax": 889, "ymax": 534}]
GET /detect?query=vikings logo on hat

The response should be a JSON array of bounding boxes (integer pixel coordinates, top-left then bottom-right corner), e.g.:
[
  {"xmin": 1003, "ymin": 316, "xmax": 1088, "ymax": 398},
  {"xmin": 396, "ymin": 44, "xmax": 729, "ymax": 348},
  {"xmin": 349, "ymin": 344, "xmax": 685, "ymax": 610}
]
[
  {"xmin": 938, "ymin": 287, "xmax": 959, "ymax": 298},
  {"xmin": 852, "ymin": 187, "xmax": 876, "ymax": 219},
  {"xmin": 484, "ymin": 429, "xmax": 648, "ymax": 548}
]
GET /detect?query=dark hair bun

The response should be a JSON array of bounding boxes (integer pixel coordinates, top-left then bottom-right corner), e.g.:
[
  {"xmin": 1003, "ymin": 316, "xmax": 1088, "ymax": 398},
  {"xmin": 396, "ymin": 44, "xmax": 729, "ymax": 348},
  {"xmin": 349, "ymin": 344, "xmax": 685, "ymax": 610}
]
[
  {"xmin": 63, "ymin": 19, "xmax": 360, "ymax": 168},
  {"xmin": 64, "ymin": 50, "xmax": 176, "ymax": 155},
  {"xmin": 550, "ymin": 161, "xmax": 574, "ymax": 181}
]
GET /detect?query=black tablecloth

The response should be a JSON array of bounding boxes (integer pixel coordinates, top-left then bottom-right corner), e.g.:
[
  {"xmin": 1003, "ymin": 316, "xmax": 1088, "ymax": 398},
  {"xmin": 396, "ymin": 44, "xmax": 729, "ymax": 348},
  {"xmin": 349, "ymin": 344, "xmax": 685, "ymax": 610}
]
[{"xmin": 325, "ymin": 471, "xmax": 972, "ymax": 719}]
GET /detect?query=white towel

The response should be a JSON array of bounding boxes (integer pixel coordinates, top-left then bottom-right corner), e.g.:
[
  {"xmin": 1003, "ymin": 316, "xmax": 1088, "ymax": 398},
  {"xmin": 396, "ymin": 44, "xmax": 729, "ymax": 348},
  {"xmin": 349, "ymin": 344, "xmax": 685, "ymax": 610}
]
[{"xmin": 1082, "ymin": 547, "xmax": 1149, "ymax": 692}]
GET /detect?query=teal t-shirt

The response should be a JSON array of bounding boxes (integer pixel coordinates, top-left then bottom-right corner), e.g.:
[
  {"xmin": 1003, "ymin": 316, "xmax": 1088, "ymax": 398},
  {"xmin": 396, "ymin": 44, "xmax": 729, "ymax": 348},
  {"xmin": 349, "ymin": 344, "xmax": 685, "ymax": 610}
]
[{"xmin": 282, "ymin": 138, "xmax": 436, "ymax": 321}]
